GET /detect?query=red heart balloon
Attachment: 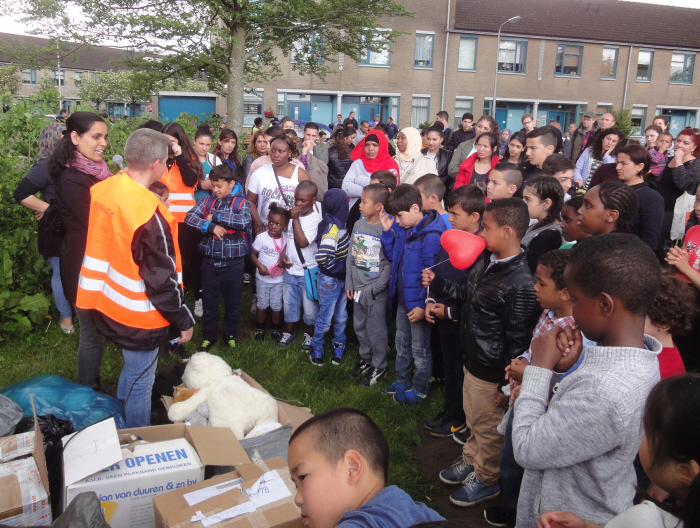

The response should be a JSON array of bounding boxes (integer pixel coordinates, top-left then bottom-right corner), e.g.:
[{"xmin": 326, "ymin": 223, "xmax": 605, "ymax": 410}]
[{"xmin": 440, "ymin": 230, "xmax": 486, "ymax": 269}]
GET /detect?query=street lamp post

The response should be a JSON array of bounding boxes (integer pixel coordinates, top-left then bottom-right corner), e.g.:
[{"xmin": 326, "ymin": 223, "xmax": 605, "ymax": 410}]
[{"xmin": 492, "ymin": 16, "xmax": 522, "ymax": 118}]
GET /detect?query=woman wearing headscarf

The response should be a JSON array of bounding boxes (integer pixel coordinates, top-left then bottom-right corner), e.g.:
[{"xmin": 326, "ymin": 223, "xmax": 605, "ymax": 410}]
[
  {"xmin": 49, "ymin": 112, "xmax": 111, "ymax": 390},
  {"xmin": 13, "ymin": 122, "xmax": 74, "ymax": 334},
  {"xmin": 309, "ymin": 188, "xmax": 351, "ymax": 366},
  {"xmin": 498, "ymin": 128, "xmax": 512, "ymax": 157},
  {"xmin": 342, "ymin": 132, "xmax": 399, "ymax": 207},
  {"xmin": 393, "ymin": 127, "xmax": 437, "ymax": 185}
]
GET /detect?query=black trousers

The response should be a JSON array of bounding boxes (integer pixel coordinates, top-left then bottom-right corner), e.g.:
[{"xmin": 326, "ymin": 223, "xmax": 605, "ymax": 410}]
[
  {"xmin": 178, "ymin": 222, "xmax": 203, "ymax": 301},
  {"xmin": 439, "ymin": 321, "xmax": 466, "ymax": 422},
  {"xmin": 201, "ymin": 257, "xmax": 245, "ymax": 341}
]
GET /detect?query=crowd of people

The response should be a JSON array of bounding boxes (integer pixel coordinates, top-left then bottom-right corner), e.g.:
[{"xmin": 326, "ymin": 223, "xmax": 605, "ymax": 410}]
[{"xmin": 12, "ymin": 105, "xmax": 700, "ymax": 528}]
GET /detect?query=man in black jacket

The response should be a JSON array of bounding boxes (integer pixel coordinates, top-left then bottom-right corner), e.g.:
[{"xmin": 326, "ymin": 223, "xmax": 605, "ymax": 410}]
[
  {"xmin": 423, "ymin": 198, "xmax": 540, "ymax": 508},
  {"xmin": 436, "ymin": 111, "xmax": 454, "ymax": 151},
  {"xmin": 343, "ymin": 111, "xmax": 359, "ymax": 131},
  {"xmin": 447, "ymin": 113, "xmax": 476, "ymax": 151}
]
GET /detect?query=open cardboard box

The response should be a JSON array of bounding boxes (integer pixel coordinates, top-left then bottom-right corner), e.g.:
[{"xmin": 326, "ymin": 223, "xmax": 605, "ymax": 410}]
[
  {"xmin": 63, "ymin": 420, "xmax": 252, "ymax": 528},
  {"xmin": 153, "ymin": 457, "xmax": 302, "ymax": 528},
  {"xmin": 162, "ymin": 371, "xmax": 313, "ymax": 461},
  {"xmin": 0, "ymin": 399, "xmax": 52, "ymax": 526}
]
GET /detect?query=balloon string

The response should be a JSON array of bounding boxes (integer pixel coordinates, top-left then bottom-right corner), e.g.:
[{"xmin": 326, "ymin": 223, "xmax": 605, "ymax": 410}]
[
  {"xmin": 425, "ymin": 258, "xmax": 450, "ymax": 302},
  {"xmin": 426, "ymin": 258, "xmax": 450, "ymax": 270}
]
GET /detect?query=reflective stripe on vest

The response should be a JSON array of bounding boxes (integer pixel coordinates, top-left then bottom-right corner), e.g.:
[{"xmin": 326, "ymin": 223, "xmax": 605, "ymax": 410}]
[
  {"xmin": 76, "ymin": 173, "xmax": 183, "ymax": 330},
  {"xmin": 159, "ymin": 160, "xmax": 196, "ymax": 222}
]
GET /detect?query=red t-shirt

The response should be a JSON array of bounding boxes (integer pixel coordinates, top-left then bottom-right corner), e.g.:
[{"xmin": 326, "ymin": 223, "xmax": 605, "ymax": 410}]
[{"xmin": 658, "ymin": 345, "xmax": 686, "ymax": 379}]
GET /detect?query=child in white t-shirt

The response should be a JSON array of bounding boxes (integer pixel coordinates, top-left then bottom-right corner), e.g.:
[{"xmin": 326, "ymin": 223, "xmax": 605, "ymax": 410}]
[{"xmin": 250, "ymin": 202, "xmax": 290, "ymax": 341}]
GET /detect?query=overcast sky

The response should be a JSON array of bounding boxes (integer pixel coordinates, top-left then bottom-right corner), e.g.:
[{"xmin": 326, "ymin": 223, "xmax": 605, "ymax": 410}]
[{"xmin": 3, "ymin": 0, "xmax": 699, "ymax": 39}]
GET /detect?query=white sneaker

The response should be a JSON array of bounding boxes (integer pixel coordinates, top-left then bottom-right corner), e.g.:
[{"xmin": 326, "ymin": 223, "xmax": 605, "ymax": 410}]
[
  {"xmin": 194, "ymin": 299, "xmax": 203, "ymax": 318},
  {"xmin": 301, "ymin": 333, "xmax": 313, "ymax": 351}
]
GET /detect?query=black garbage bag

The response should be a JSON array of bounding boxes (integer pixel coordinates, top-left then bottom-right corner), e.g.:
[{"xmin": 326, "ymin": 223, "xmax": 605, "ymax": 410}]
[
  {"xmin": 15, "ymin": 414, "xmax": 75, "ymax": 520},
  {"xmin": 0, "ymin": 393, "xmax": 23, "ymax": 436},
  {"xmin": 0, "ymin": 492, "xmax": 111, "ymax": 528}
]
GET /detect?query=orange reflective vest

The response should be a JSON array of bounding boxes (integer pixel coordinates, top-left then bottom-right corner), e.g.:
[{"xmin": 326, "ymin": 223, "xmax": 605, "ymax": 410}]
[
  {"xmin": 76, "ymin": 173, "xmax": 183, "ymax": 330},
  {"xmin": 159, "ymin": 160, "xmax": 196, "ymax": 222}
]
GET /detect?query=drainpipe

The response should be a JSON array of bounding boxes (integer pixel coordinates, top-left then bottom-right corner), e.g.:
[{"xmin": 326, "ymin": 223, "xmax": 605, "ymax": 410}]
[
  {"xmin": 440, "ymin": 0, "xmax": 451, "ymax": 110},
  {"xmin": 622, "ymin": 45, "xmax": 633, "ymax": 109}
]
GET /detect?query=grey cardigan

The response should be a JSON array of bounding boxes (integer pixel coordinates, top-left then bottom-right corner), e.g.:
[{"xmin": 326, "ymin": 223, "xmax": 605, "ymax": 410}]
[{"xmin": 512, "ymin": 335, "xmax": 662, "ymax": 528}]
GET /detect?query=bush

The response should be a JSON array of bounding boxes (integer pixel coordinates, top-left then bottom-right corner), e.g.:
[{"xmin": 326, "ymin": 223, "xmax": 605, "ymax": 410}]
[
  {"xmin": 0, "ymin": 101, "xmax": 208, "ymax": 336},
  {"xmin": 611, "ymin": 108, "xmax": 634, "ymax": 138}
]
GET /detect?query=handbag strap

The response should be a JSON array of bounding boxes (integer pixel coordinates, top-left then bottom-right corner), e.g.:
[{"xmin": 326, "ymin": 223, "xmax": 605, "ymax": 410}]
[{"xmin": 271, "ymin": 165, "xmax": 292, "ymax": 208}]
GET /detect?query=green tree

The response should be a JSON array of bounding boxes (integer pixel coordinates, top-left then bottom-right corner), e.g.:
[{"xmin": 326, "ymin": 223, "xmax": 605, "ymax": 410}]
[
  {"xmin": 36, "ymin": 73, "xmax": 61, "ymax": 110},
  {"xmin": 77, "ymin": 70, "xmax": 126, "ymax": 110},
  {"xmin": 160, "ymin": 78, "xmax": 209, "ymax": 93},
  {"xmin": 15, "ymin": 0, "xmax": 411, "ymax": 131},
  {"xmin": 611, "ymin": 108, "xmax": 634, "ymax": 138},
  {"xmin": 0, "ymin": 65, "xmax": 21, "ymax": 105}
]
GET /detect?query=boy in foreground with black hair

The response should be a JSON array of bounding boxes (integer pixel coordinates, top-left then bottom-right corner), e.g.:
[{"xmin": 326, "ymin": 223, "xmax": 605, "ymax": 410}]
[
  {"xmin": 422, "ymin": 198, "xmax": 540, "ymax": 507},
  {"xmin": 512, "ymin": 234, "xmax": 663, "ymax": 528},
  {"xmin": 287, "ymin": 407, "xmax": 444, "ymax": 528},
  {"xmin": 414, "ymin": 174, "xmax": 451, "ymax": 229},
  {"xmin": 424, "ymin": 184, "xmax": 485, "ymax": 438},
  {"xmin": 486, "ymin": 162, "xmax": 523, "ymax": 201},
  {"xmin": 381, "ymin": 185, "xmax": 446, "ymax": 404},
  {"xmin": 185, "ymin": 164, "xmax": 251, "ymax": 351},
  {"xmin": 346, "ymin": 184, "xmax": 392, "ymax": 386}
]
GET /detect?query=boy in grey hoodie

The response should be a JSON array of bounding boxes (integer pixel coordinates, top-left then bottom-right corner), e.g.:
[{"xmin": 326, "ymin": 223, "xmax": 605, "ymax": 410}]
[{"xmin": 512, "ymin": 234, "xmax": 663, "ymax": 528}]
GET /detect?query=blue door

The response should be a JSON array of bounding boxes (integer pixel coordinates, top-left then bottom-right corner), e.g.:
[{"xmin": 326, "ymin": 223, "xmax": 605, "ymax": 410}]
[
  {"xmin": 158, "ymin": 96, "xmax": 216, "ymax": 122},
  {"xmin": 289, "ymin": 102, "xmax": 311, "ymax": 121},
  {"xmin": 548, "ymin": 111, "xmax": 566, "ymax": 127},
  {"xmin": 495, "ymin": 109, "xmax": 508, "ymax": 131}
]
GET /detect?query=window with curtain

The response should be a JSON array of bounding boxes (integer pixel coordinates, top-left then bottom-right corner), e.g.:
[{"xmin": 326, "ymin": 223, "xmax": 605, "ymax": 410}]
[
  {"xmin": 600, "ymin": 47, "xmax": 618, "ymax": 79},
  {"xmin": 21, "ymin": 68, "xmax": 37, "ymax": 85},
  {"xmin": 458, "ymin": 36, "xmax": 477, "ymax": 70},
  {"xmin": 360, "ymin": 32, "xmax": 391, "ymax": 66},
  {"xmin": 411, "ymin": 97, "xmax": 430, "ymax": 128},
  {"xmin": 555, "ymin": 43, "xmax": 583, "ymax": 76},
  {"xmin": 498, "ymin": 40, "xmax": 527, "ymax": 72},
  {"xmin": 636, "ymin": 50, "xmax": 653, "ymax": 81},
  {"xmin": 414, "ymin": 33, "xmax": 434, "ymax": 68},
  {"xmin": 670, "ymin": 52, "xmax": 694, "ymax": 84}
]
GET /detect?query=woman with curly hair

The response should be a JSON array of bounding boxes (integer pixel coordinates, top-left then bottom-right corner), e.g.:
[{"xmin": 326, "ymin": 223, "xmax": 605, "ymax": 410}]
[{"xmin": 574, "ymin": 127, "xmax": 624, "ymax": 190}]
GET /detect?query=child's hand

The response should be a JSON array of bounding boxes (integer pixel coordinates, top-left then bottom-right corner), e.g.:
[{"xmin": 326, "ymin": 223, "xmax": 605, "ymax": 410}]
[
  {"xmin": 290, "ymin": 206, "xmax": 302, "ymax": 220},
  {"xmin": 510, "ymin": 382, "xmax": 521, "ymax": 402},
  {"xmin": 379, "ymin": 206, "xmax": 394, "ymax": 231},
  {"xmin": 345, "ymin": 290, "xmax": 354, "ymax": 300},
  {"xmin": 427, "ymin": 303, "xmax": 446, "ymax": 322},
  {"xmin": 206, "ymin": 214, "xmax": 213, "ymax": 221},
  {"xmin": 279, "ymin": 255, "xmax": 292, "ymax": 269},
  {"xmin": 407, "ymin": 307, "xmax": 425, "ymax": 322},
  {"xmin": 212, "ymin": 225, "xmax": 227, "ymax": 240},
  {"xmin": 554, "ymin": 325, "xmax": 583, "ymax": 357},
  {"xmin": 253, "ymin": 219, "xmax": 266, "ymax": 235},
  {"xmin": 171, "ymin": 143, "xmax": 182, "ymax": 157},
  {"xmin": 665, "ymin": 247, "xmax": 691, "ymax": 272},
  {"xmin": 537, "ymin": 511, "xmax": 590, "ymax": 528},
  {"xmin": 508, "ymin": 358, "xmax": 529, "ymax": 382},
  {"xmin": 422, "ymin": 268, "xmax": 435, "ymax": 287},
  {"xmin": 495, "ymin": 392, "xmax": 509, "ymax": 409},
  {"xmin": 530, "ymin": 326, "xmax": 567, "ymax": 370},
  {"xmin": 257, "ymin": 265, "xmax": 270, "ymax": 276}
]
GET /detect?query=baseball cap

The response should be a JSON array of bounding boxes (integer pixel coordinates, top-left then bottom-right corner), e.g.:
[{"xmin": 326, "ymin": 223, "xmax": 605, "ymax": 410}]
[{"xmin": 582, "ymin": 111, "xmax": 596, "ymax": 119}]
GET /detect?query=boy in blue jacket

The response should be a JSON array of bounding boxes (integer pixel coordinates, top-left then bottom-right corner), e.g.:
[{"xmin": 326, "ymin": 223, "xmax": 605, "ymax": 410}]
[{"xmin": 380, "ymin": 184, "xmax": 446, "ymax": 404}]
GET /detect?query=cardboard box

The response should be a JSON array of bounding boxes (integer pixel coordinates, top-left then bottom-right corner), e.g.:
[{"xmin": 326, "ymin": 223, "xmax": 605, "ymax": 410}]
[
  {"xmin": 0, "ymin": 409, "xmax": 51, "ymax": 526},
  {"xmin": 162, "ymin": 371, "xmax": 314, "ymax": 461},
  {"xmin": 153, "ymin": 457, "xmax": 302, "ymax": 528},
  {"xmin": 63, "ymin": 421, "xmax": 251, "ymax": 528}
]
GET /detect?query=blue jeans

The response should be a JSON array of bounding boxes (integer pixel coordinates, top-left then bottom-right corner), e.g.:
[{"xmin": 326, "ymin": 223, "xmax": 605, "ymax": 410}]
[
  {"xmin": 48, "ymin": 256, "xmax": 72, "ymax": 319},
  {"xmin": 395, "ymin": 302, "xmax": 432, "ymax": 395},
  {"xmin": 117, "ymin": 348, "xmax": 159, "ymax": 428},
  {"xmin": 311, "ymin": 274, "xmax": 347, "ymax": 349},
  {"xmin": 201, "ymin": 257, "xmax": 244, "ymax": 341},
  {"xmin": 282, "ymin": 272, "xmax": 318, "ymax": 325}
]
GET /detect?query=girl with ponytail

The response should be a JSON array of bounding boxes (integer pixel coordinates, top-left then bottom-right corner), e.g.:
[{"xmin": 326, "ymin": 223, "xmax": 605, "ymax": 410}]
[
  {"xmin": 615, "ymin": 143, "xmax": 664, "ymax": 250},
  {"xmin": 521, "ymin": 175, "xmax": 565, "ymax": 272},
  {"xmin": 539, "ymin": 374, "xmax": 700, "ymax": 528}
]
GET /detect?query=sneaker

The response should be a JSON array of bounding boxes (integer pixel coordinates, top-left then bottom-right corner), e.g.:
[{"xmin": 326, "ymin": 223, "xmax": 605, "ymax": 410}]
[
  {"xmin": 278, "ymin": 332, "xmax": 295, "ymax": 346},
  {"xmin": 439, "ymin": 456, "xmax": 475, "ymax": 485},
  {"xmin": 194, "ymin": 299, "xmax": 203, "ymax": 318},
  {"xmin": 484, "ymin": 507, "xmax": 516, "ymax": 527},
  {"xmin": 449, "ymin": 473, "xmax": 500, "ymax": 507},
  {"xmin": 197, "ymin": 340, "xmax": 214, "ymax": 353},
  {"xmin": 393, "ymin": 388, "xmax": 427, "ymax": 405},
  {"xmin": 254, "ymin": 329, "xmax": 265, "ymax": 341},
  {"xmin": 227, "ymin": 338, "xmax": 237, "ymax": 349},
  {"xmin": 301, "ymin": 333, "xmax": 313, "ymax": 351},
  {"xmin": 270, "ymin": 329, "xmax": 281, "ymax": 341},
  {"xmin": 243, "ymin": 273, "xmax": 251, "ymax": 284},
  {"xmin": 331, "ymin": 342, "xmax": 345, "ymax": 365},
  {"xmin": 424, "ymin": 410, "xmax": 449, "ymax": 431},
  {"xmin": 169, "ymin": 342, "xmax": 190, "ymax": 361},
  {"xmin": 430, "ymin": 416, "xmax": 467, "ymax": 438},
  {"xmin": 348, "ymin": 359, "xmax": 372, "ymax": 378},
  {"xmin": 310, "ymin": 345, "xmax": 325, "ymax": 367},
  {"xmin": 359, "ymin": 367, "xmax": 386, "ymax": 386},
  {"xmin": 453, "ymin": 429, "xmax": 469, "ymax": 446},
  {"xmin": 382, "ymin": 380, "xmax": 412, "ymax": 396}
]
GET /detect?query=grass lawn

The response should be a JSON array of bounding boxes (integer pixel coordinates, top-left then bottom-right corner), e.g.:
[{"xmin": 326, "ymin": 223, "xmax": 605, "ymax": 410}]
[{"xmin": 0, "ymin": 287, "xmax": 446, "ymax": 510}]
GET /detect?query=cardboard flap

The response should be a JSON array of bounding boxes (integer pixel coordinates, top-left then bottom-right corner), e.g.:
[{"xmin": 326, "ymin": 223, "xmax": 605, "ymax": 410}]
[
  {"xmin": 29, "ymin": 395, "xmax": 50, "ymax": 495},
  {"xmin": 185, "ymin": 426, "xmax": 250, "ymax": 467},
  {"xmin": 0, "ymin": 474, "xmax": 21, "ymax": 518},
  {"xmin": 274, "ymin": 404, "xmax": 312, "ymax": 433}
]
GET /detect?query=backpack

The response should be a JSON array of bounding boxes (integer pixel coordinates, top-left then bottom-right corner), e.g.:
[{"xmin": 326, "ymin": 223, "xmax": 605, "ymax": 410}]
[{"xmin": 202, "ymin": 195, "xmax": 252, "ymax": 254}]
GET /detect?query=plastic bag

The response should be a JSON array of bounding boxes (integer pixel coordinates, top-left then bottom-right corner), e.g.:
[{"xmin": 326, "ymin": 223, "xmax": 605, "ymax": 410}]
[
  {"xmin": 671, "ymin": 191, "xmax": 695, "ymax": 241},
  {"xmin": 15, "ymin": 414, "xmax": 75, "ymax": 519},
  {"xmin": 0, "ymin": 375, "xmax": 126, "ymax": 431},
  {"xmin": 0, "ymin": 392, "xmax": 23, "ymax": 436},
  {"xmin": 0, "ymin": 492, "xmax": 112, "ymax": 528}
]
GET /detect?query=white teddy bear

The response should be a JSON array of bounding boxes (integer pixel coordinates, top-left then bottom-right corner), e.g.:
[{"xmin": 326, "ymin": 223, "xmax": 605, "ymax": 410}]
[{"xmin": 167, "ymin": 352, "xmax": 279, "ymax": 440}]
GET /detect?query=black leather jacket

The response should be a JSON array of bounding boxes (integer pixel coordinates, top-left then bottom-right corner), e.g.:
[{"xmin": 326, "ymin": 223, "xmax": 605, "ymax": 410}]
[
  {"xmin": 431, "ymin": 251, "xmax": 541, "ymax": 384},
  {"xmin": 421, "ymin": 148, "xmax": 453, "ymax": 191},
  {"xmin": 327, "ymin": 146, "xmax": 353, "ymax": 189}
]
